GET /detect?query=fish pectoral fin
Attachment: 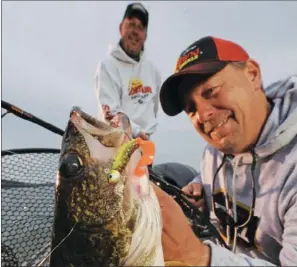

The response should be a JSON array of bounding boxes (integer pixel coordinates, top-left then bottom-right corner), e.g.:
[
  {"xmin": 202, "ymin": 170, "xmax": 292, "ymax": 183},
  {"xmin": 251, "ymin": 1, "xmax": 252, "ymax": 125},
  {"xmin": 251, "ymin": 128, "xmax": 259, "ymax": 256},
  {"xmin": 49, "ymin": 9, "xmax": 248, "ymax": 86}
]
[{"xmin": 165, "ymin": 261, "xmax": 191, "ymax": 266}]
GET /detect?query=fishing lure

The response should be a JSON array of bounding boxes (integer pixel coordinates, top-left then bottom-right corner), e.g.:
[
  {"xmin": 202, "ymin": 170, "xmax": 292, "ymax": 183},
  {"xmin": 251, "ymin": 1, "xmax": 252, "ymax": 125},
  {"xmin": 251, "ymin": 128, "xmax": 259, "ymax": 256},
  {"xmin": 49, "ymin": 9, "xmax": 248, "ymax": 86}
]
[{"xmin": 107, "ymin": 137, "xmax": 155, "ymax": 183}]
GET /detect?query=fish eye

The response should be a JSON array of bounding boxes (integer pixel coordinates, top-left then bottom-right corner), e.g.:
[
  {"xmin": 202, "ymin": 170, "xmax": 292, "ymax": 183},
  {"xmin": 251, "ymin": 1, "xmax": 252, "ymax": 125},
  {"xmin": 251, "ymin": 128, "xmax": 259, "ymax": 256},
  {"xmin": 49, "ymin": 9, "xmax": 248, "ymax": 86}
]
[
  {"xmin": 59, "ymin": 153, "xmax": 84, "ymax": 178},
  {"xmin": 108, "ymin": 170, "xmax": 121, "ymax": 184}
]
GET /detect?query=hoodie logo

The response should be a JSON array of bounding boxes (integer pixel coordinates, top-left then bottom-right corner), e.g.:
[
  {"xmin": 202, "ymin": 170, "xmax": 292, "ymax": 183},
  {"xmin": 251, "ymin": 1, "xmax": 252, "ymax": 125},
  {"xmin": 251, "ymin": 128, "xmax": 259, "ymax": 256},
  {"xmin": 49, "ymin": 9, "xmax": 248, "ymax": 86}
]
[{"xmin": 128, "ymin": 78, "xmax": 152, "ymax": 103}]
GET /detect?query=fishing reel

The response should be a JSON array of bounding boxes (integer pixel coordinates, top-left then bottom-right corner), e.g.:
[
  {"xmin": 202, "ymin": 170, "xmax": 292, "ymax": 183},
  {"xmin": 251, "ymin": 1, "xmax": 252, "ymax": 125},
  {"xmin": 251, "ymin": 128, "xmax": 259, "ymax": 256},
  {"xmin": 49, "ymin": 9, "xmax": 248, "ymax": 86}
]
[{"xmin": 148, "ymin": 168, "xmax": 228, "ymax": 249}]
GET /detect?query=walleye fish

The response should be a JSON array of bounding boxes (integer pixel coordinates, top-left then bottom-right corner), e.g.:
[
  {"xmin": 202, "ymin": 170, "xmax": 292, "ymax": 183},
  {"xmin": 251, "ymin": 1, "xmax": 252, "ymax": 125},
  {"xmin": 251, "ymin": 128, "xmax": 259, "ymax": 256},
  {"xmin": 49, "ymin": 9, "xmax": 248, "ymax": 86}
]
[{"xmin": 48, "ymin": 107, "xmax": 164, "ymax": 267}]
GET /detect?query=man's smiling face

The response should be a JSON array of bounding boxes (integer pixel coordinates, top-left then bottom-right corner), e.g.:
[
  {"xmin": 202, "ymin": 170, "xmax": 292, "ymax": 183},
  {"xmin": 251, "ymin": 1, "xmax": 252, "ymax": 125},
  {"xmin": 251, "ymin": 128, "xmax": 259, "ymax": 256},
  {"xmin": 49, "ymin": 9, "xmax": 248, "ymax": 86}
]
[
  {"xmin": 181, "ymin": 61, "xmax": 266, "ymax": 154},
  {"xmin": 120, "ymin": 17, "xmax": 147, "ymax": 57}
]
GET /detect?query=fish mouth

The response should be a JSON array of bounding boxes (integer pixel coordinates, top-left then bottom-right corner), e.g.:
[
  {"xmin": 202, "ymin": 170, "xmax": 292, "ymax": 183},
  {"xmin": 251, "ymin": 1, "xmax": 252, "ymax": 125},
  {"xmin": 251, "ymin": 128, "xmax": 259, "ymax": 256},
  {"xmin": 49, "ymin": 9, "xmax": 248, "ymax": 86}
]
[
  {"xmin": 64, "ymin": 107, "xmax": 136, "ymax": 176},
  {"xmin": 69, "ymin": 106, "xmax": 126, "ymax": 148},
  {"xmin": 70, "ymin": 106, "xmax": 116, "ymax": 133}
]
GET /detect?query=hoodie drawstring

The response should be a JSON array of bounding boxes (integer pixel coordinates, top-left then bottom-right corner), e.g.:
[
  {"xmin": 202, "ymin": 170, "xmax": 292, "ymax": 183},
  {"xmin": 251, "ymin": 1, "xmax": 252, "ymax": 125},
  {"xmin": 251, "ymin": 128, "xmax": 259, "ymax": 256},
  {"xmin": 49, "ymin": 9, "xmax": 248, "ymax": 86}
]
[
  {"xmin": 212, "ymin": 151, "xmax": 257, "ymax": 252},
  {"xmin": 231, "ymin": 157, "xmax": 241, "ymax": 252}
]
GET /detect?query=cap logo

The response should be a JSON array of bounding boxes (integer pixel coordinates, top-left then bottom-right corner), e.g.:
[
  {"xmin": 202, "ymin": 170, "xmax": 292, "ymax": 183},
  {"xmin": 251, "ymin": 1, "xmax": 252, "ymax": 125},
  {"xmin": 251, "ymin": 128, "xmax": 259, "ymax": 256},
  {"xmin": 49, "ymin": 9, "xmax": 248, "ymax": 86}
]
[
  {"xmin": 174, "ymin": 47, "xmax": 200, "ymax": 73},
  {"xmin": 131, "ymin": 3, "xmax": 147, "ymax": 13}
]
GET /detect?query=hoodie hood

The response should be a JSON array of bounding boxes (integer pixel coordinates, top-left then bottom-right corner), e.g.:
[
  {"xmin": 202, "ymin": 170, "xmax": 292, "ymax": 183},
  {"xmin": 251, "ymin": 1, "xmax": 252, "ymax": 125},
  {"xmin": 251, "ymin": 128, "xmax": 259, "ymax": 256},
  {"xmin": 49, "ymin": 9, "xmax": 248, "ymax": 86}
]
[
  {"xmin": 227, "ymin": 75, "xmax": 297, "ymax": 165},
  {"xmin": 109, "ymin": 42, "xmax": 146, "ymax": 65},
  {"xmin": 254, "ymin": 75, "xmax": 297, "ymax": 158}
]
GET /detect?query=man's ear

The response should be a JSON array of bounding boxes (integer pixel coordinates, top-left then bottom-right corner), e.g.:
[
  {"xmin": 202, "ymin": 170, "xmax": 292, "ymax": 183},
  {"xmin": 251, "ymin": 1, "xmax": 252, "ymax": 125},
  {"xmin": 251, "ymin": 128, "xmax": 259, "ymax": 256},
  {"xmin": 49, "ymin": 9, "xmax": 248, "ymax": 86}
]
[
  {"xmin": 244, "ymin": 59, "xmax": 262, "ymax": 91},
  {"xmin": 119, "ymin": 22, "xmax": 123, "ymax": 35}
]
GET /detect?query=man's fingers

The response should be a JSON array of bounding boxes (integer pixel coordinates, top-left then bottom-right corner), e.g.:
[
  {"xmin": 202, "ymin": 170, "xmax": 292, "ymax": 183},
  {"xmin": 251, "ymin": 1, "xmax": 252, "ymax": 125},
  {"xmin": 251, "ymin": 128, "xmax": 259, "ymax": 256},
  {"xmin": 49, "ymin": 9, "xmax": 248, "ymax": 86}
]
[
  {"xmin": 181, "ymin": 183, "xmax": 205, "ymax": 209},
  {"xmin": 196, "ymin": 198, "xmax": 205, "ymax": 210},
  {"xmin": 138, "ymin": 132, "xmax": 149, "ymax": 141},
  {"xmin": 181, "ymin": 185, "xmax": 192, "ymax": 194},
  {"xmin": 181, "ymin": 195, "xmax": 203, "ymax": 209},
  {"xmin": 188, "ymin": 198, "xmax": 198, "ymax": 206},
  {"xmin": 182, "ymin": 183, "xmax": 202, "ymax": 196},
  {"xmin": 191, "ymin": 183, "xmax": 203, "ymax": 196}
]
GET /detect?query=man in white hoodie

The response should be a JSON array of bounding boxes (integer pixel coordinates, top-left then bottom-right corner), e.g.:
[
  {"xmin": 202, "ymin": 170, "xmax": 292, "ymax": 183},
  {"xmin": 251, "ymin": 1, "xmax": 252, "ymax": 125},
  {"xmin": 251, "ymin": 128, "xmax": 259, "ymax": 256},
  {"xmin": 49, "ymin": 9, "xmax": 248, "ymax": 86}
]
[
  {"xmin": 95, "ymin": 2, "xmax": 162, "ymax": 140},
  {"xmin": 156, "ymin": 36, "xmax": 297, "ymax": 266}
]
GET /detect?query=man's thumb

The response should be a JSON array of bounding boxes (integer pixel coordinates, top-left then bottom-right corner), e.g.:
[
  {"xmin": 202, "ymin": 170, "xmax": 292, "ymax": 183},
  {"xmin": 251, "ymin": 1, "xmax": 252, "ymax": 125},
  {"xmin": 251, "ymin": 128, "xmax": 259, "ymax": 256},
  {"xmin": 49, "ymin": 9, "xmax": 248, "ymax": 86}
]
[
  {"xmin": 193, "ymin": 191, "xmax": 200, "ymax": 196},
  {"xmin": 182, "ymin": 185, "xmax": 191, "ymax": 194}
]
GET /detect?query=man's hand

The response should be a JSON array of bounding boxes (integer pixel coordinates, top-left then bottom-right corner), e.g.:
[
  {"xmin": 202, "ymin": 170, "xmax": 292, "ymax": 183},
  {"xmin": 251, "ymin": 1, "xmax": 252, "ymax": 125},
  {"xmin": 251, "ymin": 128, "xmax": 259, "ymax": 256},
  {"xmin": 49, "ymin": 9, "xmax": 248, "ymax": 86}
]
[
  {"xmin": 137, "ymin": 131, "xmax": 150, "ymax": 140},
  {"xmin": 105, "ymin": 112, "xmax": 133, "ymax": 137},
  {"xmin": 103, "ymin": 110, "xmax": 147, "ymax": 141},
  {"xmin": 102, "ymin": 104, "xmax": 114, "ymax": 121},
  {"xmin": 152, "ymin": 184, "xmax": 210, "ymax": 266},
  {"xmin": 182, "ymin": 183, "xmax": 206, "ymax": 212}
]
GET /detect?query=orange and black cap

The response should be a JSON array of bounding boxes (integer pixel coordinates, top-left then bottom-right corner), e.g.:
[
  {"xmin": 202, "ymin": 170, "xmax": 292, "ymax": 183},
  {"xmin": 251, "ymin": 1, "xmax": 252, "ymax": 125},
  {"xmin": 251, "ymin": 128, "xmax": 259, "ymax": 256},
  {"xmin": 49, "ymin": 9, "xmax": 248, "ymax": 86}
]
[{"xmin": 160, "ymin": 36, "xmax": 249, "ymax": 116}]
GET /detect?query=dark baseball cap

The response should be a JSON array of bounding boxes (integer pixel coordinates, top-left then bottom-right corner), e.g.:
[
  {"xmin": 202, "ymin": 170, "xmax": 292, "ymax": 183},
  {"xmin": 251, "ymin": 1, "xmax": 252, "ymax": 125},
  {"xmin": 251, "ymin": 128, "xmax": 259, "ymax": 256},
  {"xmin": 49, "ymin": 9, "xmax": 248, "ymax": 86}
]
[
  {"xmin": 160, "ymin": 36, "xmax": 250, "ymax": 116},
  {"xmin": 122, "ymin": 2, "xmax": 149, "ymax": 28}
]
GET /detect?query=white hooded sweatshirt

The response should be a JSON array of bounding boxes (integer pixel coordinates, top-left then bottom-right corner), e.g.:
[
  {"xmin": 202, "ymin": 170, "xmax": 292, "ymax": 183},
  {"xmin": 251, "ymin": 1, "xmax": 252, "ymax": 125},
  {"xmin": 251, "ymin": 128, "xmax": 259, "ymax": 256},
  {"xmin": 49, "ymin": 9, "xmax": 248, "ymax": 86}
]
[
  {"xmin": 95, "ymin": 43, "xmax": 162, "ymax": 138},
  {"xmin": 191, "ymin": 75, "xmax": 297, "ymax": 266}
]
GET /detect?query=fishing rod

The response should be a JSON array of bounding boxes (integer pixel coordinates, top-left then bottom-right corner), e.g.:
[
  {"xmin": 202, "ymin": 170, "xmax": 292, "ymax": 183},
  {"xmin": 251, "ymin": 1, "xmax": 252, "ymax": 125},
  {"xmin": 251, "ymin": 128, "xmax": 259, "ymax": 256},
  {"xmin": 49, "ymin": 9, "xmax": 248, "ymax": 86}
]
[
  {"xmin": 1, "ymin": 100, "xmax": 64, "ymax": 136},
  {"xmin": 149, "ymin": 169, "xmax": 228, "ymax": 249}
]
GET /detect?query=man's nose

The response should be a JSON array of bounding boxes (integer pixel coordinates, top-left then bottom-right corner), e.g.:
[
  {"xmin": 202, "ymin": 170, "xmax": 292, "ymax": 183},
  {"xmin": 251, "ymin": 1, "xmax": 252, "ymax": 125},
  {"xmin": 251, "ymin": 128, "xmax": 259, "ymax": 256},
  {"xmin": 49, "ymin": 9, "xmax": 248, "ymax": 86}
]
[
  {"xmin": 194, "ymin": 99, "xmax": 215, "ymax": 123},
  {"xmin": 131, "ymin": 29, "xmax": 139, "ymax": 36}
]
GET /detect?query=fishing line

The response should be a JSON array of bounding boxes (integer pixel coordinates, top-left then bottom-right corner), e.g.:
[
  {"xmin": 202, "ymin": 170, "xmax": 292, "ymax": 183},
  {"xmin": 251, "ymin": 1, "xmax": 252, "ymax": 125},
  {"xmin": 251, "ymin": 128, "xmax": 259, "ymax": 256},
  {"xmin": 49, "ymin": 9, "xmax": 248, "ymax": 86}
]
[
  {"xmin": 1, "ymin": 111, "xmax": 11, "ymax": 118},
  {"xmin": 37, "ymin": 222, "xmax": 77, "ymax": 266}
]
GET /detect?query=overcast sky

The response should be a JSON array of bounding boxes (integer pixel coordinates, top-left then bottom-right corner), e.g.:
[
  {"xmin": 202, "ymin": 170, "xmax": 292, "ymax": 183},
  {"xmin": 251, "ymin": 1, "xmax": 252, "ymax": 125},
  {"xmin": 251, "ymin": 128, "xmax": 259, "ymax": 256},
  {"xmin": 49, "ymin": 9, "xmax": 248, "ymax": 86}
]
[{"xmin": 2, "ymin": 1, "xmax": 297, "ymax": 171}]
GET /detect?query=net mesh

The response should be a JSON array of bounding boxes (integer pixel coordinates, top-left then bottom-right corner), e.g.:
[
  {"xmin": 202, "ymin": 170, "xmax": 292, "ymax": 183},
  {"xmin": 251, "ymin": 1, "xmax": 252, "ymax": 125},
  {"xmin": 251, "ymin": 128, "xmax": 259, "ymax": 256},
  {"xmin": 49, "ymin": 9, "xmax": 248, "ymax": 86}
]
[{"xmin": 1, "ymin": 149, "xmax": 60, "ymax": 267}]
